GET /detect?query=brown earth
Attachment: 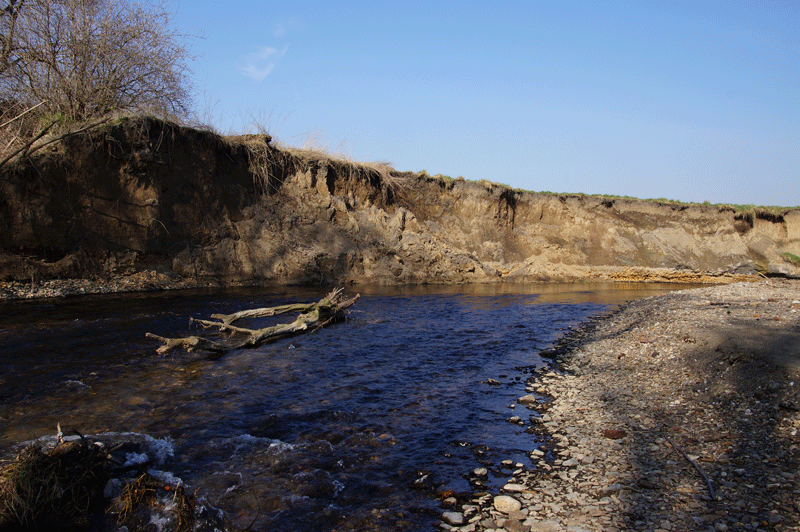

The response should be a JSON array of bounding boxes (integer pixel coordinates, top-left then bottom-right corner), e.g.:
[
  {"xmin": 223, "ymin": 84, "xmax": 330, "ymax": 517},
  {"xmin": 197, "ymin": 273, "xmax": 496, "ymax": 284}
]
[{"xmin": 1, "ymin": 116, "xmax": 799, "ymax": 298}]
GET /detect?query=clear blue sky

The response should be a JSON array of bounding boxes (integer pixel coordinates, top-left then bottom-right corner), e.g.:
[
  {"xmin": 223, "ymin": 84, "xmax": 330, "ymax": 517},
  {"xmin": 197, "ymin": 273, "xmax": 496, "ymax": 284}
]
[{"xmin": 174, "ymin": 1, "xmax": 799, "ymax": 207}]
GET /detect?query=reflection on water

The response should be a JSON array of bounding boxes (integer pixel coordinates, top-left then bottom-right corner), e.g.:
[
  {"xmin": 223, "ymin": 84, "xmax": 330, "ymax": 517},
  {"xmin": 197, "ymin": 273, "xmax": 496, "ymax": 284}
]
[{"xmin": 0, "ymin": 282, "xmax": 696, "ymax": 530}]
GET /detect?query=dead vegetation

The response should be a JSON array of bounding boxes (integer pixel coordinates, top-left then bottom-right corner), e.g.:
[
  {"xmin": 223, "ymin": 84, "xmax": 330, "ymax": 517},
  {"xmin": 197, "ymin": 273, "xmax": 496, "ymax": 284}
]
[
  {"xmin": 0, "ymin": 433, "xmax": 201, "ymax": 532},
  {"xmin": 0, "ymin": 103, "xmax": 113, "ymax": 169},
  {"xmin": 0, "ymin": 437, "xmax": 108, "ymax": 530},
  {"xmin": 147, "ymin": 288, "xmax": 360, "ymax": 356},
  {"xmin": 110, "ymin": 472, "xmax": 195, "ymax": 532},
  {"xmin": 226, "ymin": 131, "xmax": 407, "ymax": 198},
  {"xmin": 0, "ymin": 0, "xmax": 193, "ymax": 123}
]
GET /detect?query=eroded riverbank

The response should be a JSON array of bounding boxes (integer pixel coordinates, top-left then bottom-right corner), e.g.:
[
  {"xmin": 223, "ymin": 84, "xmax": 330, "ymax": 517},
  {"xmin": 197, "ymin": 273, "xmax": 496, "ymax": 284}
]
[{"xmin": 443, "ymin": 280, "xmax": 800, "ymax": 532}]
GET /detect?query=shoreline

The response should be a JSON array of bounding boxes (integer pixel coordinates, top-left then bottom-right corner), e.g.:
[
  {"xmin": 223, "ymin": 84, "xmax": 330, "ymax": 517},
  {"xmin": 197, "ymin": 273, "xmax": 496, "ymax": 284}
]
[
  {"xmin": 0, "ymin": 267, "xmax": 763, "ymax": 301},
  {"xmin": 443, "ymin": 279, "xmax": 800, "ymax": 532}
]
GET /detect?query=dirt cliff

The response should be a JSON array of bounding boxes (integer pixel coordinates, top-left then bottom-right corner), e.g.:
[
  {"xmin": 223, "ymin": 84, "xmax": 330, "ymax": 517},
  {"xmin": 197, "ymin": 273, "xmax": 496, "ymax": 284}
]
[{"xmin": 1, "ymin": 116, "xmax": 798, "ymax": 287}]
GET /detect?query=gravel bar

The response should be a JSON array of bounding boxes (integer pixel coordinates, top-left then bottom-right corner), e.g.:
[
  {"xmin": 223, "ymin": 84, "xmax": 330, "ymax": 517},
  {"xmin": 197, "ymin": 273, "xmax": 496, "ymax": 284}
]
[{"xmin": 442, "ymin": 280, "xmax": 800, "ymax": 532}]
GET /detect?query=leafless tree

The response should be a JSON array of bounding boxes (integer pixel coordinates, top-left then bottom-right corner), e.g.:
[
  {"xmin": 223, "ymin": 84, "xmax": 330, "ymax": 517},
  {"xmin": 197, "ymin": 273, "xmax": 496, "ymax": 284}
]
[
  {"xmin": 0, "ymin": 0, "xmax": 23, "ymax": 76},
  {"xmin": 0, "ymin": 0, "xmax": 193, "ymax": 122}
]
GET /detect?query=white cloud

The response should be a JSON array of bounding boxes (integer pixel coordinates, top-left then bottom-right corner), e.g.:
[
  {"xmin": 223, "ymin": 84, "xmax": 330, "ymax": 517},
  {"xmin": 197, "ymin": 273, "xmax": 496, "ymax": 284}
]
[
  {"xmin": 271, "ymin": 16, "xmax": 303, "ymax": 39},
  {"xmin": 240, "ymin": 46, "xmax": 288, "ymax": 81}
]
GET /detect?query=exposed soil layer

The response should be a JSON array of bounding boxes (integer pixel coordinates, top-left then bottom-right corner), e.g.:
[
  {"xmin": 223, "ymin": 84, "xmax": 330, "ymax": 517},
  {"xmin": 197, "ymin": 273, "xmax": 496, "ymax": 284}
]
[
  {"xmin": 1, "ymin": 116, "xmax": 798, "ymax": 290},
  {"xmin": 444, "ymin": 280, "xmax": 800, "ymax": 532}
]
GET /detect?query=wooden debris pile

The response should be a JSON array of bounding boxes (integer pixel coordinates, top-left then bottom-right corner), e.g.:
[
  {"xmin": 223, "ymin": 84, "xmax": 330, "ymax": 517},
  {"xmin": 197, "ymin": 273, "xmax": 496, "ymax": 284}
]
[{"xmin": 147, "ymin": 288, "xmax": 360, "ymax": 355}]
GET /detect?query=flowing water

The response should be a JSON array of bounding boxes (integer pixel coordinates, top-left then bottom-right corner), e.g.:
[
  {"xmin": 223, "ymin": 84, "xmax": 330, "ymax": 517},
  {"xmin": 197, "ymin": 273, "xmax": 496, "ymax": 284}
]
[{"xmin": 0, "ymin": 283, "xmax": 693, "ymax": 530}]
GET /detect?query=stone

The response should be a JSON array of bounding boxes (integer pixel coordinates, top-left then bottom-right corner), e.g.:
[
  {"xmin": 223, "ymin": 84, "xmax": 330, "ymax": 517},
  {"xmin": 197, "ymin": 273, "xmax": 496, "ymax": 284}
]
[
  {"xmin": 638, "ymin": 477, "xmax": 659, "ymax": 489},
  {"xmin": 599, "ymin": 483, "xmax": 622, "ymax": 496},
  {"xmin": 493, "ymin": 494, "xmax": 522, "ymax": 514},
  {"xmin": 562, "ymin": 457, "xmax": 580, "ymax": 467},
  {"xmin": 768, "ymin": 514, "xmax": 783, "ymax": 525},
  {"xmin": 442, "ymin": 511, "xmax": 464, "ymax": 526},
  {"xmin": 504, "ymin": 518, "xmax": 524, "ymax": 532},
  {"xmin": 503, "ymin": 483, "xmax": 526, "ymax": 492},
  {"xmin": 566, "ymin": 526, "xmax": 593, "ymax": 532},
  {"xmin": 518, "ymin": 394, "xmax": 538, "ymax": 405},
  {"xmin": 526, "ymin": 520, "xmax": 563, "ymax": 532},
  {"xmin": 480, "ymin": 518, "xmax": 498, "ymax": 529}
]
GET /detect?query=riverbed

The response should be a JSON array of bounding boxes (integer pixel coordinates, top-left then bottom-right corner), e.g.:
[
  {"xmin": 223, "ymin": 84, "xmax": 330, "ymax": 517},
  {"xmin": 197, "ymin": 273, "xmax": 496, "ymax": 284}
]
[{"xmin": 0, "ymin": 282, "xmax": 695, "ymax": 531}]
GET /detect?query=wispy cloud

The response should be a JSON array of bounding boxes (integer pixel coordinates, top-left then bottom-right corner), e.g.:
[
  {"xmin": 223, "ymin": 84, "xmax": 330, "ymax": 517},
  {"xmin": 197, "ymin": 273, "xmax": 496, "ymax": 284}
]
[
  {"xmin": 240, "ymin": 45, "xmax": 288, "ymax": 81},
  {"xmin": 271, "ymin": 16, "xmax": 302, "ymax": 39}
]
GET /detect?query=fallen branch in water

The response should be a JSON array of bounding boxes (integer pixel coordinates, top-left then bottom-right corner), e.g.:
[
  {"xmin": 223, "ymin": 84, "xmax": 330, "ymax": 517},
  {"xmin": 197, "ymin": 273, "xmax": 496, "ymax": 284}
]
[{"xmin": 146, "ymin": 288, "xmax": 359, "ymax": 355}]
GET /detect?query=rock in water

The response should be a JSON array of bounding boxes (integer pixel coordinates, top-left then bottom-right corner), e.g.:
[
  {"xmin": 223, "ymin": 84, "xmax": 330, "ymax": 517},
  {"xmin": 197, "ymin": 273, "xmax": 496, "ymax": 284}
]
[{"xmin": 517, "ymin": 394, "xmax": 538, "ymax": 405}]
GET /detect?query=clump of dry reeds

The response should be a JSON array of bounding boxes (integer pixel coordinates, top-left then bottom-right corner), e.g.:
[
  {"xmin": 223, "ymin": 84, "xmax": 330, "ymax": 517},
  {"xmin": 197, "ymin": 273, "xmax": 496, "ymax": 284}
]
[
  {"xmin": 282, "ymin": 143, "xmax": 400, "ymax": 188},
  {"xmin": 228, "ymin": 124, "xmax": 407, "ymax": 197},
  {"xmin": 0, "ymin": 439, "xmax": 108, "ymax": 530},
  {"xmin": 0, "ymin": 436, "xmax": 197, "ymax": 532},
  {"xmin": 111, "ymin": 472, "xmax": 195, "ymax": 532}
]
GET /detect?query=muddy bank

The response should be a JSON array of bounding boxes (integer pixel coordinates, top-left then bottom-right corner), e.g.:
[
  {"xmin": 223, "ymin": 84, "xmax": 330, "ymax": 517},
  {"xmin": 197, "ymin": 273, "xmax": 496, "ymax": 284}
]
[
  {"xmin": 1, "ymin": 116, "xmax": 799, "ymax": 289},
  {"xmin": 0, "ymin": 266, "xmax": 754, "ymax": 301},
  {"xmin": 441, "ymin": 279, "xmax": 800, "ymax": 531}
]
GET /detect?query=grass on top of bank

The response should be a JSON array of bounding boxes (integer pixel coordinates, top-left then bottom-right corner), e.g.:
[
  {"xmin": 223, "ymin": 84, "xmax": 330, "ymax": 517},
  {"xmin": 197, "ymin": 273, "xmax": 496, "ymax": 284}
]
[{"xmin": 419, "ymin": 171, "xmax": 799, "ymax": 215}]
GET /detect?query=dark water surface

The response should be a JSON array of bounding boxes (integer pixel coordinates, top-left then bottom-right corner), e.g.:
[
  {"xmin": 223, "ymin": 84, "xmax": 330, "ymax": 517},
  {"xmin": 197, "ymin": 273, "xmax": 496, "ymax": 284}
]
[{"xmin": 0, "ymin": 283, "xmax": 693, "ymax": 530}]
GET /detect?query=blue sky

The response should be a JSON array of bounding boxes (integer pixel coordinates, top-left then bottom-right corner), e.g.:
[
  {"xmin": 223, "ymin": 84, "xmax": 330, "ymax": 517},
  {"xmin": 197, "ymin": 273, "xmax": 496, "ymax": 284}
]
[{"xmin": 174, "ymin": 1, "xmax": 799, "ymax": 206}]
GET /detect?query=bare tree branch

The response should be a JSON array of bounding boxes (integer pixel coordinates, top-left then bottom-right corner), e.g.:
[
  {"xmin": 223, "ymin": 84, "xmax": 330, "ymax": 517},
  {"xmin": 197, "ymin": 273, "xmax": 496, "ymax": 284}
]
[
  {"xmin": 0, "ymin": 0, "xmax": 194, "ymax": 122},
  {"xmin": 147, "ymin": 290, "xmax": 361, "ymax": 357}
]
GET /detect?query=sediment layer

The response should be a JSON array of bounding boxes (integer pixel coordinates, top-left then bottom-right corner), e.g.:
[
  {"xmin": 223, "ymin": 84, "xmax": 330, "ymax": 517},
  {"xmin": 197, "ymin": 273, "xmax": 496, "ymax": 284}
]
[{"xmin": 1, "ymin": 116, "xmax": 798, "ymax": 291}]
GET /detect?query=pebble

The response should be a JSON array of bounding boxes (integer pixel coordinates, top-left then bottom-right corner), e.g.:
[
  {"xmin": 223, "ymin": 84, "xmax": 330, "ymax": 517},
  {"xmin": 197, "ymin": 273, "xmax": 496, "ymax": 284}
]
[
  {"xmin": 493, "ymin": 495, "xmax": 522, "ymax": 514},
  {"xmin": 0, "ymin": 275, "xmax": 207, "ymax": 300},
  {"xmin": 598, "ymin": 483, "xmax": 622, "ymax": 496},
  {"xmin": 440, "ymin": 281, "xmax": 800, "ymax": 532},
  {"xmin": 442, "ymin": 511, "xmax": 465, "ymax": 526},
  {"xmin": 517, "ymin": 394, "xmax": 538, "ymax": 405},
  {"xmin": 526, "ymin": 520, "xmax": 561, "ymax": 532}
]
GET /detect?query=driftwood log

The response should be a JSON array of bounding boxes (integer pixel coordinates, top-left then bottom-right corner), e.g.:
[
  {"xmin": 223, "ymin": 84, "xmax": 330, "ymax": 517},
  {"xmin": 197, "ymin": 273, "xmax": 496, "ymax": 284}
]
[{"xmin": 146, "ymin": 288, "xmax": 359, "ymax": 355}]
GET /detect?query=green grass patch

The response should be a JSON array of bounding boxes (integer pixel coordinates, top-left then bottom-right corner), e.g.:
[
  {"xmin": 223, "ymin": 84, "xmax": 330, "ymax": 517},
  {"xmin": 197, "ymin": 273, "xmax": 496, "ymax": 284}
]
[{"xmin": 782, "ymin": 253, "xmax": 800, "ymax": 266}]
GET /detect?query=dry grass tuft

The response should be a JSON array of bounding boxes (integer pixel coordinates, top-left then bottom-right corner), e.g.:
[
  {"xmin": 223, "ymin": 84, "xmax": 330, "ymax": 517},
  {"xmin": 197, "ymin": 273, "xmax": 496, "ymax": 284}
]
[
  {"xmin": 111, "ymin": 472, "xmax": 195, "ymax": 532},
  {"xmin": 228, "ymin": 122, "xmax": 407, "ymax": 196},
  {"xmin": 280, "ymin": 143, "xmax": 405, "ymax": 193},
  {"xmin": 0, "ymin": 440, "xmax": 108, "ymax": 530}
]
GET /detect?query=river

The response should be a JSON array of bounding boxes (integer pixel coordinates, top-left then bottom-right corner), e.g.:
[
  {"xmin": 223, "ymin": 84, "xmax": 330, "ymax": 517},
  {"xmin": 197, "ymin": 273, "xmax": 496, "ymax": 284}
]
[{"xmin": 0, "ymin": 282, "xmax": 694, "ymax": 531}]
